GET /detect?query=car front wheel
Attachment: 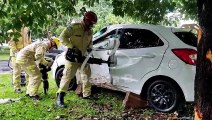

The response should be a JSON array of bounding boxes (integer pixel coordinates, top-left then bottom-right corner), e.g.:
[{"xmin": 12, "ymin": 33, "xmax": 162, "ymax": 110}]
[
  {"xmin": 55, "ymin": 67, "xmax": 77, "ymax": 90},
  {"xmin": 147, "ymin": 80, "xmax": 180, "ymax": 112}
]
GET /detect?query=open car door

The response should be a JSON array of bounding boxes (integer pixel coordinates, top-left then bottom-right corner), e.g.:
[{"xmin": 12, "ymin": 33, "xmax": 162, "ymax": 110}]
[{"xmin": 88, "ymin": 29, "xmax": 121, "ymax": 85}]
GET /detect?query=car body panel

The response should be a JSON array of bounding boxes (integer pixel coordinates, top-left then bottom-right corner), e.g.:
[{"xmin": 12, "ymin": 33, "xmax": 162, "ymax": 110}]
[
  {"xmin": 52, "ymin": 24, "xmax": 196, "ymax": 103},
  {"xmin": 109, "ymin": 27, "xmax": 169, "ymax": 91},
  {"xmin": 52, "ymin": 50, "xmax": 112, "ymax": 84}
]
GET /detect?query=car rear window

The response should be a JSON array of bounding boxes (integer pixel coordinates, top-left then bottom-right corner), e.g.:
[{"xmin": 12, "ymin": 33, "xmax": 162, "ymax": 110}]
[{"xmin": 174, "ymin": 32, "xmax": 197, "ymax": 47}]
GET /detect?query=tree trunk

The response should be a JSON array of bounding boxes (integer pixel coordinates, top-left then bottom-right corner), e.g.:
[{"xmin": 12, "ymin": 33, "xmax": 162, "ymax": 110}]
[{"xmin": 195, "ymin": 0, "xmax": 212, "ymax": 119}]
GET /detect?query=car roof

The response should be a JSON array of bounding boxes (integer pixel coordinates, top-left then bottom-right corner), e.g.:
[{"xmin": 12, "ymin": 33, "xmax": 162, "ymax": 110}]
[
  {"xmin": 93, "ymin": 24, "xmax": 195, "ymax": 48},
  {"xmin": 106, "ymin": 24, "xmax": 166, "ymax": 30},
  {"xmin": 93, "ymin": 24, "xmax": 171, "ymax": 41},
  {"xmin": 104, "ymin": 24, "xmax": 191, "ymax": 33}
]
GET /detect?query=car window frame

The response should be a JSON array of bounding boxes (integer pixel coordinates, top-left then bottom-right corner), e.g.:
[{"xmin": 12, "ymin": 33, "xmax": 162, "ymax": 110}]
[
  {"xmin": 118, "ymin": 28, "xmax": 164, "ymax": 49},
  {"xmin": 93, "ymin": 29, "xmax": 123, "ymax": 49}
]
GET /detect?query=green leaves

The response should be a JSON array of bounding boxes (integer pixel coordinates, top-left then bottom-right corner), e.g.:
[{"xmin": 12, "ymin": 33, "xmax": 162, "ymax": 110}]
[
  {"xmin": 0, "ymin": 10, "xmax": 7, "ymax": 18},
  {"xmin": 0, "ymin": 0, "xmax": 80, "ymax": 39},
  {"xmin": 0, "ymin": 0, "xmax": 197, "ymax": 43},
  {"xmin": 111, "ymin": 0, "xmax": 197, "ymax": 24}
]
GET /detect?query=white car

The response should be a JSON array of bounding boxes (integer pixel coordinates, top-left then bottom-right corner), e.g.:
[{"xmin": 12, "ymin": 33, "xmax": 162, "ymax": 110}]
[{"xmin": 52, "ymin": 24, "xmax": 197, "ymax": 112}]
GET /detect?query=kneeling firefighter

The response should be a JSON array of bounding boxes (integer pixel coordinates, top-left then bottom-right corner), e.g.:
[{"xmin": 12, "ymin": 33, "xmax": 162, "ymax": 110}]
[
  {"xmin": 16, "ymin": 37, "xmax": 60, "ymax": 100},
  {"xmin": 56, "ymin": 11, "xmax": 98, "ymax": 108}
]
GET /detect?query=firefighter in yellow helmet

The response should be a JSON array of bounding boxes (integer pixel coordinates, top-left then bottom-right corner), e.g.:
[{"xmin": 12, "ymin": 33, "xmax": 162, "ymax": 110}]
[
  {"xmin": 56, "ymin": 11, "xmax": 97, "ymax": 108},
  {"xmin": 8, "ymin": 27, "xmax": 32, "ymax": 93},
  {"xmin": 16, "ymin": 37, "xmax": 60, "ymax": 100}
]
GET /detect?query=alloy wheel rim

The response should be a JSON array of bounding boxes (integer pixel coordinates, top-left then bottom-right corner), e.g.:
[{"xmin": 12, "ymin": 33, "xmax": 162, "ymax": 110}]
[{"xmin": 149, "ymin": 83, "xmax": 176, "ymax": 111}]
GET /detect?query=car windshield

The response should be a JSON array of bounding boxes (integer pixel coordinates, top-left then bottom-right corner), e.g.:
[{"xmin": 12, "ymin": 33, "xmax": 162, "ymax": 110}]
[
  {"xmin": 173, "ymin": 31, "xmax": 197, "ymax": 47},
  {"xmin": 93, "ymin": 27, "xmax": 107, "ymax": 39}
]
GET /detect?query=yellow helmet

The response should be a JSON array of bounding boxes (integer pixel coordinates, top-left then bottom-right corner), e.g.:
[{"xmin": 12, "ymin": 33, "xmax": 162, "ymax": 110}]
[{"xmin": 51, "ymin": 37, "xmax": 60, "ymax": 49}]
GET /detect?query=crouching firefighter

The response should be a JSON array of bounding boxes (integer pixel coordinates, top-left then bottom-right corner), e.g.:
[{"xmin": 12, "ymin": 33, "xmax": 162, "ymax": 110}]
[
  {"xmin": 16, "ymin": 37, "xmax": 60, "ymax": 100},
  {"xmin": 56, "ymin": 11, "xmax": 98, "ymax": 108}
]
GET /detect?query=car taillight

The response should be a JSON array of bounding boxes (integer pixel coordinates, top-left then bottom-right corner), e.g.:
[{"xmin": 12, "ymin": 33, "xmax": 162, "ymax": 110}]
[{"xmin": 172, "ymin": 48, "xmax": 197, "ymax": 65}]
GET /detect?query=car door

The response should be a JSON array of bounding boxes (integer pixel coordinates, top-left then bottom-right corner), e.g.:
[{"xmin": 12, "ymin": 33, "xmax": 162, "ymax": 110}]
[
  {"xmin": 110, "ymin": 28, "xmax": 168, "ymax": 92},
  {"xmin": 89, "ymin": 29, "xmax": 121, "ymax": 84}
]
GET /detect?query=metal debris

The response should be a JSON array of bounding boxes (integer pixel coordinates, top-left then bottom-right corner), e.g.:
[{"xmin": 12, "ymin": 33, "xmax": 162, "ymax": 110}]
[{"xmin": 0, "ymin": 98, "xmax": 21, "ymax": 104}]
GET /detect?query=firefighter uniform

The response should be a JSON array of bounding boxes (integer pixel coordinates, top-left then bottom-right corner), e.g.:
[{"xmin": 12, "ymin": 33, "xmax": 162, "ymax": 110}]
[
  {"xmin": 8, "ymin": 27, "xmax": 31, "ymax": 92},
  {"xmin": 57, "ymin": 22, "xmax": 93, "ymax": 97},
  {"xmin": 16, "ymin": 42, "xmax": 49, "ymax": 96}
]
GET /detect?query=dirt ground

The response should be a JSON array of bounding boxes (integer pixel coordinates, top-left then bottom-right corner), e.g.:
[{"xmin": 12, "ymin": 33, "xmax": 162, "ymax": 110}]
[{"xmin": 80, "ymin": 87, "xmax": 194, "ymax": 120}]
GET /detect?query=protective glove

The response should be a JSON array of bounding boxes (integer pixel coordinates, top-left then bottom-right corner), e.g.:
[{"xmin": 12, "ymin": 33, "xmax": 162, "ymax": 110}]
[
  {"xmin": 47, "ymin": 61, "xmax": 53, "ymax": 68},
  {"xmin": 43, "ymin": 79, "xmax": 49, "ymax": 95},
  {"xmin": 65, "ymin": 48, "xmax": 83, "ymax": 63},
  {"xmin": 39, "ymin": 64, "xmax": 51, "ymax": 74},
  {"xmin": 45, "ymin": 57, "xmax": 54, "ymax": 68}
]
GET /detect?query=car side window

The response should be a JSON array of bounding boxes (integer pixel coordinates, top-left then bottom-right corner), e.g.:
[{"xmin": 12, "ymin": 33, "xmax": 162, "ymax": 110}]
[
  {"xmin": 93, "ymin": 27, "xmax": 107, "ymax": 38},
  {"xmin": 93, "ymin": 29, "xmax": 122, "ymax": 49},
  {"xmin": 174, "ymin": 32, "xmax": 197, "ymax": 47},
  {"xmin": 119, "ymin": 29, "xmax": 164, "ymax": 49}
]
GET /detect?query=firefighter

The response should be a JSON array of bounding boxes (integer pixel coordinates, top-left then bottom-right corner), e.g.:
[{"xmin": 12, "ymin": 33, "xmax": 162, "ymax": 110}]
[
  {"xmin": 8, "ymin": 27, "xmax": 32, "ymax": 93},
  {"xmin": 16, "ymin": 37, "xmax": 60, "ymax": 100},
  {"xmin": 56, "ymin": 11, "xmax": 97, "ymax": 107}
]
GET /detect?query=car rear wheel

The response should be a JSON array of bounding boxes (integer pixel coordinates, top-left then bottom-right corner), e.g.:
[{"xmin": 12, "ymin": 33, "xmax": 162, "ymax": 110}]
[
  {"xmin": 55, "ymin": 67, "xmax": 77, "ymax": 90},
  {"xmin": 147, "ymin": 80, "xmax": 180, "ymax": 112}
]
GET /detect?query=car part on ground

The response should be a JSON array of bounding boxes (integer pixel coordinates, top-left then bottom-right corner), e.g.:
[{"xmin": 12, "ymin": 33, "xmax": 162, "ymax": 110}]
[{"xmin": 0, "ymin": 98, "xmax": 21, "ymax": 104}]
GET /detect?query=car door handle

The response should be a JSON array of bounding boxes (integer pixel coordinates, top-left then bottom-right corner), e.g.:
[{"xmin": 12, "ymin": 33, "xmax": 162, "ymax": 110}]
[{"xmin": 142, "ymin": 54, "xmax": 156, "ymax": 58}]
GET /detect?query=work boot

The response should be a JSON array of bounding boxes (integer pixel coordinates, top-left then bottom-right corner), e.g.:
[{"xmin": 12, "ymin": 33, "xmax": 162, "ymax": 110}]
[
  {"xmin": 56, "ymin": 92, "xmax": 67, "ymax": 108},
  {"xmin": 82, "ymin": 96, "xmax": 91, "ymax": 99},
  {"xmin": 15, "ymin": 89, "xmax": 23, "ymax": 94},
  {"xmin": 82, "ymin": 94, "xmax": 98, "ymax": 100},
  {"xmin": 30, "ymin": 95, "xmax": 42, "ymax": 100}
]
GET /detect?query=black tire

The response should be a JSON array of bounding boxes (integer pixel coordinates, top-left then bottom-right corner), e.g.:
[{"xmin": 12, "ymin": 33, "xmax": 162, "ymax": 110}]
[
  {"xmin": 147, "ymin": 80, "xmax": 180, "ymax": 112},
  {"xmin": 55, "ymin": 67, "xmax": 77, "ymax": 90}
]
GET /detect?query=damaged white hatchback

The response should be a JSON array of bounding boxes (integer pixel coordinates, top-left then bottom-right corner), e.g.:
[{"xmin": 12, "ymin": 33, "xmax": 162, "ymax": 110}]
[{"xmin": 52, "ymin": 24, "xmax": 197, "ymax": 112}]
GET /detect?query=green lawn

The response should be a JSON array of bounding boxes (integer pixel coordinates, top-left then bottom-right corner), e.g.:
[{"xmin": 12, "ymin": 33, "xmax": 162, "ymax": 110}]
[
  {"xmin": 0, "ymin": 72, "xmax": 193, "ymax": 119},
  {"xmin": 0, "ymin": 72, "xmax": 124, "ymax": 120},
  {"xmin": 0, "ymin": 49, "xmax": 10, "ymax": 60}
]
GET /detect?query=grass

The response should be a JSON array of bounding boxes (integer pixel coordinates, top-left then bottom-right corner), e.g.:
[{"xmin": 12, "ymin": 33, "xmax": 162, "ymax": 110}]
[
  {"xmin": 0, "ymin": 49, "xmax": 10, "ymax": 60},
  {"xmin": 0, "ymin": 72, "xmax": 194, "ymax": 119},
  {"xmin": 0, "ymin": 72, "xmax": 124, "ymax": 120}
]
